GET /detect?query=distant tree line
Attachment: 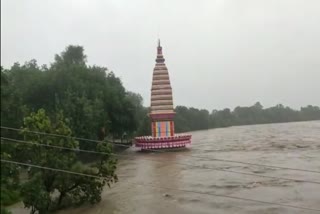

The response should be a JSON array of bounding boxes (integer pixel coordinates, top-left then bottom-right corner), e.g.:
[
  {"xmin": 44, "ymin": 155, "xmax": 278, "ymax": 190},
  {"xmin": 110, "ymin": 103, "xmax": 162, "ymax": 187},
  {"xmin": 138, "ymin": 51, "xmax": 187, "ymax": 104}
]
[
  {"xmin": 135, "ymin": 102, "xmax": 320, "ymax": 135},
  {"xmin": 173, "ymin": 102, "xmax": 320, "ymax": 132}
]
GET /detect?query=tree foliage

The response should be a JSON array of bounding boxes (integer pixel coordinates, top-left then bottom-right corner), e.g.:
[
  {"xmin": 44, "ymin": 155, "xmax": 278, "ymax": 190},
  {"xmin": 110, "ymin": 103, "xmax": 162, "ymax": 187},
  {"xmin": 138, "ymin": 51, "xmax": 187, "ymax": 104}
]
[
  {"xmin": 16, "ymin": 109, "xmax": 117, "ymax": 213},
  {"xmin": 173, "ymin": 102, "xmax": 320, "ymax": 132},
  {"xmin": 1, "ymin": 45, "xmax": 142, "ymax": 149},
  {"xmin": 1, "ymin": 150, "xmax": 20, "ymax": 214},
  {"xmin": 1, "ymin": 45, "xmax": 140, "ymax": 213}
]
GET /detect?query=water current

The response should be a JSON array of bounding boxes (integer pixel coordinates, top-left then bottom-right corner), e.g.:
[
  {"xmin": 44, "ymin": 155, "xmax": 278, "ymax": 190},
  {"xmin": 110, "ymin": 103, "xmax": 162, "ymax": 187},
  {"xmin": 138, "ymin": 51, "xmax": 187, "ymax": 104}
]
[{"xmin": 11, "ymin": 121, "xmax": 320, "ymax": 214}]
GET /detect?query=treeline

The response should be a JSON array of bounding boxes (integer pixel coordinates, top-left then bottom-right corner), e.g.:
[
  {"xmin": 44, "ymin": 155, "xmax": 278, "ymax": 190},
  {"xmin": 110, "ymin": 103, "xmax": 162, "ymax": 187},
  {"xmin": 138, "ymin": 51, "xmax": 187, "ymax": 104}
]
[
  {"xmin": 174, "ymin": 102, "xmax": 320, "ymax": 132},
  {"xmin": 1, "ymin": 46, "xmax": 144, "ymax": 213},
  {"xmin": 1, "ymin": 46, "xmax": 145, "ymax": 148}
]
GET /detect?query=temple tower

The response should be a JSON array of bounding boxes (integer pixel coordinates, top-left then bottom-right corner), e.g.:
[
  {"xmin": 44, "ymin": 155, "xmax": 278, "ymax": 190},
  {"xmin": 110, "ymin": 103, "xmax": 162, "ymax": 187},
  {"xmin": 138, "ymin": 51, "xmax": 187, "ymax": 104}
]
[
  {"xmin": 149, "ymin": 40, "xmax": 175, "ymax": 137},
  {"xmin": 134, "ymin": 40, "xmax": 191, "ymax": 150}
]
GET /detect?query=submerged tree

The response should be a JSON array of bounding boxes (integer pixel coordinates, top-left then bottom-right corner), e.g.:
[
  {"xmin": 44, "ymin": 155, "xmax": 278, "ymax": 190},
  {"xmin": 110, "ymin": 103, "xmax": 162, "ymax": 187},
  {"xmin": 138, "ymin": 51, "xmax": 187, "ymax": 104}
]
[
  {"xmin": 17, "ymin": 109, "xmax": 117, "ymax": 213},
  {"xmin": 0, "ymin": 149, "xmax": 20, "ymax": 214}
]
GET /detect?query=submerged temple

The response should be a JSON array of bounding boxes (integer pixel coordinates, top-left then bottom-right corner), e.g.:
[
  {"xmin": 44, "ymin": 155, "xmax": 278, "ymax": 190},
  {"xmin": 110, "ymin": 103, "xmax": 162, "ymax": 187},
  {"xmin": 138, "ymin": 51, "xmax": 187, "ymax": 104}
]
[
  {"xmin": 134, "ymin": 40, "xmax": 192, "ymax": 150},
  {"xmin": 150, "ymin": 40, "xmax": 175, "ymax": 137}
]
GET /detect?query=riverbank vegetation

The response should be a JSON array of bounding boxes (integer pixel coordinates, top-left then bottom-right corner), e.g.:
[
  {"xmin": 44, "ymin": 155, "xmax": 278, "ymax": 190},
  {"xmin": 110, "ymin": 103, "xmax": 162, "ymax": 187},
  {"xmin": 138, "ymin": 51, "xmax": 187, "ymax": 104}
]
[
  {"xmin": 174, "ymin": 102, "xmax": 320, "ymax": 132},
  {"xmin": 1, "ymin": 45, "xmax": 141, "ymax": 213},
  {"xmin": 1, "ymin": 45, "xmax": 320, "ymax": 213}
]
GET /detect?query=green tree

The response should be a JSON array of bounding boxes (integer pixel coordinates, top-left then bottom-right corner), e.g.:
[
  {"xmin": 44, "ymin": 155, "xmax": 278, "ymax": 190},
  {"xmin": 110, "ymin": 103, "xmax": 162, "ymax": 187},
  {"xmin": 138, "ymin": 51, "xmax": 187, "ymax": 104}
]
[
  {"xmin": 300, "ymin": 105, "xmax": 320, "ymax": 120},
  {"xmin": 1, "ymin": 150, "xmax": 20, "ymax": 213},
  {"xmin": 136, "ymin": 107, "xmax": 151, "ymax": 136},
  {"xmin": 16, "ymin": 109, "xmax": 117, "ymax": 213},
  {"xmin": 209, "ymin": 108, "xmax": 234, "ymax": 128},
  {"xmin": 1, "ymin": 45, "xmax": 146, "ymax": 149}
]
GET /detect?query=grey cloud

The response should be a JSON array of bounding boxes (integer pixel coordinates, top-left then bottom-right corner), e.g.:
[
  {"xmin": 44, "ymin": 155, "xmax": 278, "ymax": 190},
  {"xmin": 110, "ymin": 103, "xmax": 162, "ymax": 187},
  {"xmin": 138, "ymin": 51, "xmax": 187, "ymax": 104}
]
[{"xmin": 1, "ymin": 0, "xmax": 320, "ymax": 110}]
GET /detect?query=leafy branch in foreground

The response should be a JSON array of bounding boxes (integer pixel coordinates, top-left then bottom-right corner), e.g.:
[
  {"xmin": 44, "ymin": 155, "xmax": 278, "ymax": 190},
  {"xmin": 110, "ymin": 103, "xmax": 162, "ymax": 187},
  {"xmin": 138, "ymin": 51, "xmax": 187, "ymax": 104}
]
[{"xmin": 16, "ymin": 109, "xmax": 117, "ymax": 213}]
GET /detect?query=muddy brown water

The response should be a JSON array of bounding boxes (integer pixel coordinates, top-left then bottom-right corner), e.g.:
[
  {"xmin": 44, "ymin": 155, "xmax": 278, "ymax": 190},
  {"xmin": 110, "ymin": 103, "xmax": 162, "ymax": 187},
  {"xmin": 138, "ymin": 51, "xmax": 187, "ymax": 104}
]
[{"xmin": 10, "ymin": 121, "xmax": 320, "ymax": 214}]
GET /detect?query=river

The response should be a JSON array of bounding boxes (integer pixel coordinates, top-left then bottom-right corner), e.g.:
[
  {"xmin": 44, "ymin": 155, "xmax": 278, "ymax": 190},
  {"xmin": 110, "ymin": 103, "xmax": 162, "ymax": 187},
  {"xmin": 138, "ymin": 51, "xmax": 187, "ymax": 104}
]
[{"xmin": 10, "ymin": 121, "xmax": 320, "ymax": 214}]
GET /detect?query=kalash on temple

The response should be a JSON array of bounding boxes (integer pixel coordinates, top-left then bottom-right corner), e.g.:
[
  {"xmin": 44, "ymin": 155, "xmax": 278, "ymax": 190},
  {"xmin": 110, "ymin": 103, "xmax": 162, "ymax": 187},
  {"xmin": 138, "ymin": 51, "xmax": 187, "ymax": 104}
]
[{"xmin": 134, "ymin": 40, "xmax": 192, "ymax": 150}]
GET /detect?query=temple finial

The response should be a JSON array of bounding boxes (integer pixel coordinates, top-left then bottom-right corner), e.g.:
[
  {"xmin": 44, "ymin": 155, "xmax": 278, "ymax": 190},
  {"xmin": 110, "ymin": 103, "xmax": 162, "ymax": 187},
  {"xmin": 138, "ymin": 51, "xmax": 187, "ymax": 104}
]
[{"xmin": 156, "ymin": 39, "xmax": 164, "ymax": 63}]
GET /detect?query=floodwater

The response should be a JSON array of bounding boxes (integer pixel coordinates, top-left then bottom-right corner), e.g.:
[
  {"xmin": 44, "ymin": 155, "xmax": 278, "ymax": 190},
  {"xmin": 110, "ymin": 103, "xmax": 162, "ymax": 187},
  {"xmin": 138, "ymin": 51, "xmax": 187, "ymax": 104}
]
[{"xmin": 11, "ymin": 121, "xmax": 320, "ymax": 214}]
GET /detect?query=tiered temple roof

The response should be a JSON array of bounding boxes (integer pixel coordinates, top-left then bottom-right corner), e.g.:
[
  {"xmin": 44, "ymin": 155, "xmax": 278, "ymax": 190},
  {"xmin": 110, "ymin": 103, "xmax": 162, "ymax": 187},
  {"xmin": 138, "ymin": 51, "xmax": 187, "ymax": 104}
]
[
  {"xmin": 134, "ymin": 40, "xmax": 192, "ymax": 150},
  {"xmin": 150, "ymin": 40, "xmax": 175, "ymax": 115}
]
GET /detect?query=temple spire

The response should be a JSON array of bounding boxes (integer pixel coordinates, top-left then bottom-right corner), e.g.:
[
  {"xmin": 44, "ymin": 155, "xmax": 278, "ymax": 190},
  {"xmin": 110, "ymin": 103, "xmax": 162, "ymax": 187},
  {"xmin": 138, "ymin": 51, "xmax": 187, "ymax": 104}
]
[
  {"xmin": 133, "ymin": 41, "xmax": 192, "ymax": 150},
  {"xmin": 156, "ymin": 39, "xmax": 164, "ymax": 63}
]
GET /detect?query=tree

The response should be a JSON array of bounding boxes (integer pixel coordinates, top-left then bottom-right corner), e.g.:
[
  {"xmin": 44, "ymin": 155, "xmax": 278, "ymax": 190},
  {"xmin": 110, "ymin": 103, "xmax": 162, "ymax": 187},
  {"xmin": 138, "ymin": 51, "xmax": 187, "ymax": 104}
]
[
  {"xmin": 1, "ymin": 150, "xmax": 20, "ymax": 214},
  {"xmin": 136, "ymin": 107, "xmax": 151, "ymax": 136},
  {"xmin": 300, "ymin": 105, "xmax": 320, "ymax": 121},
  {"xmin": 209, "ymin": 108, "xmax": 234, "ymax": 128},
  {"xmin": 16, "ymin": 109, "xmax": 117, "ymax": 213}
]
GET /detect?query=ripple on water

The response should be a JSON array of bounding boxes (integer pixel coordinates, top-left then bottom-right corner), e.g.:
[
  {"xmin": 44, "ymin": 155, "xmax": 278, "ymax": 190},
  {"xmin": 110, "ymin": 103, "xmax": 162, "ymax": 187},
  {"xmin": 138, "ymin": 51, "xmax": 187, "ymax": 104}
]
[{"xmin": 10, "ymin": 121, "xmax": 319, "ymax": 214}]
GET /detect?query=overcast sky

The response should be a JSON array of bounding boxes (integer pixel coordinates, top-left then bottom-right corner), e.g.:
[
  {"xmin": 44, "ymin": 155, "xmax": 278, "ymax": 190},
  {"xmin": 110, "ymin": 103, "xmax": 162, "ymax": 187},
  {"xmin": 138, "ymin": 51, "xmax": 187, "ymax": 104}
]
[{"xmin": 2, "ymin": 0, "xmax": 320, "ymax": 110}]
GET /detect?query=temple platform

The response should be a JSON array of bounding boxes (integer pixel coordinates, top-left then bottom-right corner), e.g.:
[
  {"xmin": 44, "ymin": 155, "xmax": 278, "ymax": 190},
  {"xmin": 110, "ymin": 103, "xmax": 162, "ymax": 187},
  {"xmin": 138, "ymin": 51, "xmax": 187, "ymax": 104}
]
[{"xmin": 134, "ymin": 134, "xmax": 192, "ymax": 151}]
